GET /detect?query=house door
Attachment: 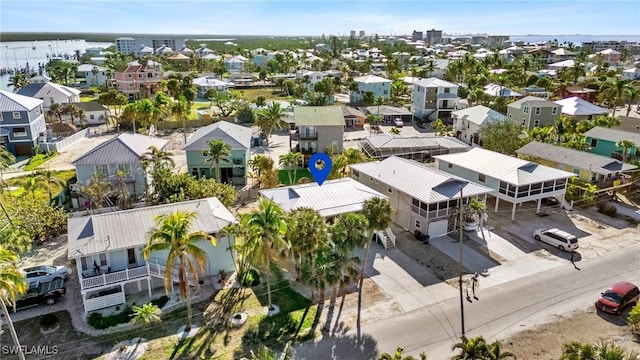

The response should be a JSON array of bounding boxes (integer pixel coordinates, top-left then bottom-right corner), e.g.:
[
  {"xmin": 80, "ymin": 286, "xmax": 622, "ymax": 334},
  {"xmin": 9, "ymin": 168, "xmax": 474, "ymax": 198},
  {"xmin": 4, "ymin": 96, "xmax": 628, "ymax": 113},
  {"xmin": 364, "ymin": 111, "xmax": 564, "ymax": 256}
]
[
  {"xmin": 14, "ymin": 143, "xmax": 32, "ymax": 156},
  {"xmin": 127, "ymin": 248, "xmax": 137, "ymax": 267}
]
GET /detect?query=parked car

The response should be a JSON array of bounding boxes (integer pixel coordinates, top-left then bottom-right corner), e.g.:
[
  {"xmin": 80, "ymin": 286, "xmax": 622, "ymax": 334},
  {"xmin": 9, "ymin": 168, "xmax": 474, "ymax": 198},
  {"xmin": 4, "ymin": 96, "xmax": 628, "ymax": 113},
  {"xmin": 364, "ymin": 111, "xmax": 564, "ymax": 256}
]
[
  {"xmin": 24, "ymin": 265, "xmax": 70, "ymax": 285},
  {"xmin": 533, "ymin": 228, "xmax": 579, "ymax": 252},
  {"xmin": 9, "ymin": 279, "xmax": 66, "ymax": 311},
  {"xmin": 595, "ymin": 281, "xmax": 640, "ymax": 315},
  {"xmin": 394, "ymin": 118, "xmax": 404, "ymax": 127}
]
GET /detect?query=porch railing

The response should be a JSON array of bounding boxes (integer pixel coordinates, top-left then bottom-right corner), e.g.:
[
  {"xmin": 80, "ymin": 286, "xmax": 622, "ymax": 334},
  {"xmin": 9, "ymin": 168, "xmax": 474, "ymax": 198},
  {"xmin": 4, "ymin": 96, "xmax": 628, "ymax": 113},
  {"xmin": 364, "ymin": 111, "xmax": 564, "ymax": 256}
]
[
  {"xmin": 81, "ymin": 265, "xmax": 149, "ymax": 290},
  {"xmin": 84, "ymin": 291, "xmax": 126, "ymax": 312}
]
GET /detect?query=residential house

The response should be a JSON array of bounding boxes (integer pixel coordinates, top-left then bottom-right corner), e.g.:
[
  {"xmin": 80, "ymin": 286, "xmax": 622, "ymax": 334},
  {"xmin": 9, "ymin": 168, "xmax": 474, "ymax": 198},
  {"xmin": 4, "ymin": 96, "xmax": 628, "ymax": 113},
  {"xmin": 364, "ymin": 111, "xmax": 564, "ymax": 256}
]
[
  {"xmin": 360, "ymin": 134, "xmax": 469, "ymax": 161},
  {"xmin": 548, "ymin": 59, "xmax": 577, "ymax": 71},
  {"xmin": 60, "ymin": 101, "xmax": 109, "ymax": 125},
  {"xmin": 179, "ymin": 46, "xmax": 194, "ymax": 56},
  {"xmin": 434, "ymin": 147, "xmax": 576, "ymax": 219},
  {"xmin": 565, "ymin": 87, "xmax": 598, "ymax": 103},
  {"xmin": 622, "ymin": 67, "xmax": 640, "ymax": 81},
  {"xmin": 342, "ymin": 106, "xmax": 366, "ymax": 128},
  {"xmin": 114, "ymin": 60, "xmax": 164, "ymax": 101},
  {"xmin": 76, "ymin": 64, "xmax": 109, "ymax": 88},
  {"xmin": 516, "ymin": 141, "xmax": 636, "ymax": 186},
  {"xmin": 72, "ymin": 133, "xmax": 168, "ymax": 198},
  {"xmin": 292, "ymin": 106, "xmax": 345, "ymax": 155},
  {"xmin": 184, "ymin": 121, "xmax": 252, "ymax": 185},
  {"xmin": 137, "ymin": 45, "xmax": 154, "ymax": 57},
  {"xmin": 528, "ymin": 49, "xmax": 554, "ymax": 64},
  {"xmin": 0, "ymin": 90, "xmax": 46, "ymax": 156},
  {"xmin": 583, "ymin": 126, "xmax": 640, "ymax": 159},
  {"xmin": 506, "ymin": 96, "xmax": 561, "ymax": 130},
  {"xmin": 350, "ymin": 75, "xmax": 392, "ymax": 104},
  {"xmin": 297, "ymin": 70, "xmax": 324, "ymax": 90},
  {"xmin": 224, "ymin": 56, "xmax": 247, "ymax": 72},
  {"xmin": 411, "ymin": 77, "xmax": 459, "ymax": 122},
  {"xmin": 193, "ymin": 76, "xmax": 229, "ymax": 97},
  {"xmin": 551, "ymin": 48, "xmax": 578, "ymax": 63},
  {"xmin": 16, "ymin": 82, "xmax": 81, "ymax": 110},
  {"xmin": 554, "ymin": 96, "xmax": 609, "ymax": 120},
  {"xmin": 483, "ymin": 83, "xmax": 522, "ymax": 98},
  {"xmin": 67, "ymin": 197, "xmax": 236, "ymax": 313},
  {"xmin": 155, "ymin": 44, "xmax": 174, "ymax": 56},
  {"xmin": 195, "ymin": 45, "xmax": 215, "ymax": 57},
  {"xmin": 452, "ymin": 105, "xmax": 507, "ymax": 145},
  {"xmin": 596, "ymin": 49, "xmax": 621, "ymax": 64},
  {"xmin": 350, "ymin": 156, "xmax": 492, "ymax": 238},
  {"xmin": 365, "ymin": 105, "xmax": 413, "ymax": 125}
]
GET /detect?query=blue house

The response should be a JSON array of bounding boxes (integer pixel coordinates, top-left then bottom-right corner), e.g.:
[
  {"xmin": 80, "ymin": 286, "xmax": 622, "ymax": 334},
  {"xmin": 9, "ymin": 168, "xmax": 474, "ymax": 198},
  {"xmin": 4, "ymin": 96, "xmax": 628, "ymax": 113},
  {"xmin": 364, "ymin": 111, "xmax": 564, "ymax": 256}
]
[
  {"xmin": 583, "ymin": 126, "xmax": 640, "ymax": 160},
  {"xmin": 0, "ymin": 90, "xmax": 46, "ymax": 156}
]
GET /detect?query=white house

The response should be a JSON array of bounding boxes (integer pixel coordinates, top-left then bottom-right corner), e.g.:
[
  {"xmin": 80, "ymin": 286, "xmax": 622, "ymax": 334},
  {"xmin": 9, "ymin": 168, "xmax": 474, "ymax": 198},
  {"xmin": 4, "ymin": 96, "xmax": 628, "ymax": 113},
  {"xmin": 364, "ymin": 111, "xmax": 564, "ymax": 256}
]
[
  {"xmin": 622, "ymin": 67, "xmax": 640, "ymax": 81},
  {"xmin": 452, "ymin": 105, "xmax": 507, "ymax": 145},
  {"xmin": 193, "ymin": 76, "xmax": 229, "ymax": 97},
  {"xmin": 60, "ymin": 101, "xmax": 110, "ymax": 125},
  {"xmin": 350, "ymin": 75, "xmax": 392, "ymax": 103},
  {"xmin": 350, "ymin": 156, "xmax": 492, "ymax": 238},
  {"xmin": 16, "ymin": 82, "xmax": 81, "ymax": 110},
  {"xmin": 67, "ymin": 197, "xmax": 237, "ymax": 313},
  {"xmin": 483, "ymin": 83, "xmax": 522, "ymax": 98},
  {"xmin": 411, "ymin": 77, "xmax": 459, "ymax": 121},
  {"xmin": 554, "ymin": 96, "xmax": 609, "ymax": 120},
  {"xmin": 76, "ymin": 64, "xmax": 109, "ymax": 88}
]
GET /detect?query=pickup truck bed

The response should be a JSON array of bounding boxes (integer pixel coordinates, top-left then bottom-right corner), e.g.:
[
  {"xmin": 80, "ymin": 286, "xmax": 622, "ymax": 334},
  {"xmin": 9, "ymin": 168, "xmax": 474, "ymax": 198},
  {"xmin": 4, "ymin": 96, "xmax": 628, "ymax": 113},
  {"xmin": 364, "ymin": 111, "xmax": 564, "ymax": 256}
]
[{"xmin": 10, "ymin": 278, "xmax": 66, "ymax": 311}]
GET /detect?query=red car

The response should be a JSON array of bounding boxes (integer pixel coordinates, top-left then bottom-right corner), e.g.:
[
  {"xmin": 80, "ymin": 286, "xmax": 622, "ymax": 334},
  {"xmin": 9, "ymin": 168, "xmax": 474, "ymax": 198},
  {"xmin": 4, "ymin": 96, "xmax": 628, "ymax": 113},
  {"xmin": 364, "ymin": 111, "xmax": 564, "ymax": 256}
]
[{"xmin": 595, "ymin": 281, "xmax": 640, "ymax": 315}]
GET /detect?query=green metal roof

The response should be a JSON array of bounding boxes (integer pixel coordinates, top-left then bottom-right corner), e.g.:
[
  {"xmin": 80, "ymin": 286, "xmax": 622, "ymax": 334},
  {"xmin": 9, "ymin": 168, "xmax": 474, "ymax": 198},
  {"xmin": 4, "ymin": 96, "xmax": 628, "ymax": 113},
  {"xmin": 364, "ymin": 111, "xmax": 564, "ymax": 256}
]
[{"xmin": 293, "ymin": 106, "xmax": 344, "ymax": 126}]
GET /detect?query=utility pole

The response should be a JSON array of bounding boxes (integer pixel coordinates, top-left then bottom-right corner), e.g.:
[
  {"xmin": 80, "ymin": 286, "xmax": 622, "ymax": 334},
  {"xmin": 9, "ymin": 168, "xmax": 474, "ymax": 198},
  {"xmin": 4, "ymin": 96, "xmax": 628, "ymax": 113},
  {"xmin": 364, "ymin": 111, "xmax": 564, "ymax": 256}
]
[{"xmin": 458, "ymin": 185, "xmax": 465, "ymax": 337}]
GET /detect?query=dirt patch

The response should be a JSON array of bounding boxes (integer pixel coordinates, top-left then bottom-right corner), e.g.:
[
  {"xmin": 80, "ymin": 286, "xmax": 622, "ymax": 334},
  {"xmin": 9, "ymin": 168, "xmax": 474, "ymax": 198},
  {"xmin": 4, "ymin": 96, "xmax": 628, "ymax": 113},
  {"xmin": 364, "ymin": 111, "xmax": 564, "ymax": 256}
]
[{"xmin": 502, "ymin": 307, "xmax": 639, "ymax": 359}]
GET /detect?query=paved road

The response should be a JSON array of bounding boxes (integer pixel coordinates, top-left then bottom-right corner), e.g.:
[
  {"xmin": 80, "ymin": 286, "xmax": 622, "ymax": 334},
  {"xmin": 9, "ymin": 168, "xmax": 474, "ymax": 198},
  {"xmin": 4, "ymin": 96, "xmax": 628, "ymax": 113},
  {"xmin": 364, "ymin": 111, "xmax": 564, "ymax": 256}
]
[{"xmin": 293, "ymin": 244, "xmax": 640, "ymax": 359}]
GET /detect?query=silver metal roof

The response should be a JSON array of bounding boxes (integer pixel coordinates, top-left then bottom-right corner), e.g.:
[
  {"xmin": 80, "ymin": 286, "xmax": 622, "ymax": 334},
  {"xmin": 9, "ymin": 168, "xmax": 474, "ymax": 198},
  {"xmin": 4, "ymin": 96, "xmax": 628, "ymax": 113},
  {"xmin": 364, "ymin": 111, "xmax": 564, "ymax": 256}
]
[
  {"xmin": 554, "ymin": 97, "xmax": 609, "ymax": 116},
  {"xmin": 350, "ymin": 156, "xmax": 492, "ymax": 204},
  {"xmin": 259, "ymin": 178, "xmax": 387, "ymax": 218},
  {"xmin": 16, "ymin": 82, "xmax": 81, "ymax": 98},
  {"xmin": 412, "ymin": 77, "xmax": 457, "ymax": 88},
  {"xmin": 583, "ymin": 126, "xmax": 640, "ymax": 144},
  {"xmin": 452, "ymin": 105, "xmax": 506, "ymax": 126},
  {"xmin": 434, "ymin": 147, "xmax": 576, "ymax": 185},
  {"xmin": 67, "ymin": 197, "xmax": 236, "ymax": 259},
  {"xmin": 517, "ymin": 141, "xmax": 636, "ymax": 175},
  {"xmin": 365, "ymin": 134, "xmax": 470, "ymax": 151},
  {"xmin": 72, "ymin": 133, "xmax": 168, "ymax": 165},
  {"xmin": 0, "ymin": 90, "xmax": 43, "ymax": 111},
  {"xmin": 184, "ymin": 121, "xmax": 252, "ymax": 151}
]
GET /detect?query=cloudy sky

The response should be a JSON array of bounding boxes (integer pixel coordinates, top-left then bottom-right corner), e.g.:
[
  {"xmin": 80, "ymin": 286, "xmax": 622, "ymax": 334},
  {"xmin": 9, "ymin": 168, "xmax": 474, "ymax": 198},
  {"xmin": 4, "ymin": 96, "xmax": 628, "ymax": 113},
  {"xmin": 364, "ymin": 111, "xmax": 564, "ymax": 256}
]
[{"xmin": 1, "ymin": 0, "xmax": 638, "ymax": 36}]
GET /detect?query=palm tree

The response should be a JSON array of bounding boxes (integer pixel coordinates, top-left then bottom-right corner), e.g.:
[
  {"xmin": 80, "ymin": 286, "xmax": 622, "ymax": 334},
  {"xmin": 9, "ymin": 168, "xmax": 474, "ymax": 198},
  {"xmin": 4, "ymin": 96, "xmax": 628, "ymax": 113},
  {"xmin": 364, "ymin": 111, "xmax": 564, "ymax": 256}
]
[
  {"xmin": 34, "ymin": 169, "xmax": 66, "ymax": 203},
  {"xmin": 623, "ymin": 83, "xmax": 640, "ymax": 117},
  {"xmin": 46, "ymin": 103, "xmax": 64, "ymax": 123},
  {"xmin": 171, "ymin": 95, "xmax": 190, "ymax": 143},
  {"xmin": 279, "ymin": 151, "xmax": 303, "ymax": 185},
  {"xmin": 140, "ymin": 146, "xmax": 175, "ymax": 194},
  {"xmin": 256, "ymin": 102, "xmax": 288, "ymax": 146},
  {"xmin": 599, "ymin": 78, "xmax": 630, "ymax": 117},
  {"xmin": 76, "ymin": 173, "xmax": 111, "ymax": 213},
  {"xmin": 15, "ymin": 174, "xmax": 47, "ymax": 199},
  {"xmin": 485, "ymin": 340, "xmax": 516, "ymax": 359},
  {"xmin": 130, "ymin": 302, "xmax": 162, "ymax": 328},
  {"xmin": 241, "ymin": 198, "xmax": 288, "ymax": 310},
  {"xmin": 62, "ymin": 103, "xmax": 80, "ymax": 125},
  {"xmin": 359, "ymin": 197, "xmax": 391, "ymax": 284},
  {"xmin": 287, "ymin": 207, "xmax": 327, "ymax": 281},
  {"xmin": 0, "ymin": 226, "xmax": 32, "ymax": 255},
  {"xmin": 616, "ymin": 140, "xmax": 635, "ymax": 162},
  {"xmin": 7, "ymin": 73, "xmax": 29, "ymax": 92},
  {"xmin": 0, "ymin": 248, "xmax": 28, "ymax": 360},
  {"xmin": 142, "ymin": 211, "xmax": 215, "ymax": 332},
  {"xmin": 430, "ymin": 119, "xmax": 448, "ymax": 136},
  {"xmin": 204, "ymin": 139, "xmax": 231, "ymax": 182},
  {"xmin": 451, "ymin": 335, "xmax": 489, "ymax": 360},
  {"xmin": 389, "ymin": 127, "xmax": 401, "ymax": 135},
  {"xmin": 135, "ymin": 98, "xmax": 162, "ymax": 135},
  {"xmin": 378, "ymin": 347, "xmax": 427, "ymax": 360},
  {"xmin": 343, "ymin": 148, "xmax": 368, "ymax": 165},
  {"xmin": 465, "ymin": 197, "xmax": 487, "ymax": 229}
]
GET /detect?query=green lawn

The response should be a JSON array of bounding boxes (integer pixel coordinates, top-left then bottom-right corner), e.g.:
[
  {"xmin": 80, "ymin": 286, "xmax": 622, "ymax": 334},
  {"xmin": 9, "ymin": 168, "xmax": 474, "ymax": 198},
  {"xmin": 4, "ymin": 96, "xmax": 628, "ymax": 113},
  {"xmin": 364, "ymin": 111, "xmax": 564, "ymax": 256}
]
[
  {"xmin": 278, "ymin": 169, "xmax": 311, "ymax": 185},
  {"xmin": 188, "ymin": 101, "xmax": 211, "ymax": 120},
  {"xmin": 239, "ymin": 88, "xmax": 287, "ymax": 102},
  {"xmin": 4, "ymin": 170, "xmax": 75, "ymax": 203},
  {"xmin": 23, "ymin": 152, "xmax": 58, "ymax": 171},
  {"xmin": 80, "ymin": 96, "xmax": 98, "ymax": 102}
]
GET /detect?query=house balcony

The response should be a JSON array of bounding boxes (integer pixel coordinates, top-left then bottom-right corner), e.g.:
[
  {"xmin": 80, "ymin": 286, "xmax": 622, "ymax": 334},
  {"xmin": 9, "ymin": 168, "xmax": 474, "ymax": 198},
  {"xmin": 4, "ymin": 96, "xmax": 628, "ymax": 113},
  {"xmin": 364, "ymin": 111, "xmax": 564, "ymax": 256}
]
[
  {"xmin": 290, "ymin": 130, "xmax": 318, "ymax": 140},
  {"xmin": 81, "ymin": 265, "xmax": 149, "ymax": 291}
]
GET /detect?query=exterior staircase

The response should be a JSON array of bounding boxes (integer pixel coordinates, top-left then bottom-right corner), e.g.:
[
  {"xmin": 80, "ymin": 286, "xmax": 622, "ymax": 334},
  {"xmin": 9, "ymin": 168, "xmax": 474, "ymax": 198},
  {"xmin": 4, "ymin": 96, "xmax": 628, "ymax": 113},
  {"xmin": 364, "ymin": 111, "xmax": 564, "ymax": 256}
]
[
  {"xmin": 147, "ymin": 258, "xmax": 197, "ymax": 286},
  {"xmin": 379, "ymin": 227, "xmax": 396, "ymax": 249}
]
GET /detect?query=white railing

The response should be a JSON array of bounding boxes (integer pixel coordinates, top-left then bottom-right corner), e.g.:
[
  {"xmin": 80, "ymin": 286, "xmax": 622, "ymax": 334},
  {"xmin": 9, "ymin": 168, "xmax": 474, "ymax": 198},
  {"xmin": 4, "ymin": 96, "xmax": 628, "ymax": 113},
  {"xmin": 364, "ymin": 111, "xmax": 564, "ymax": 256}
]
[
  {"xmin": 81, "ymin": 265, "xmax": 149, "ymax": 290},
  {"xmin": 147, "ymin": 258, "xmax": 195, "ymax": 285},
  {"xmin": 39, "ymin": 128, "xmax": 90, "ymax": 152},
  {"xmin": 385, "ymin": 227, "xmax": 396, "ymax": 247},
  {"xmin": 84, "ymin": 291, "xmax": 126, "ymax": 312}
]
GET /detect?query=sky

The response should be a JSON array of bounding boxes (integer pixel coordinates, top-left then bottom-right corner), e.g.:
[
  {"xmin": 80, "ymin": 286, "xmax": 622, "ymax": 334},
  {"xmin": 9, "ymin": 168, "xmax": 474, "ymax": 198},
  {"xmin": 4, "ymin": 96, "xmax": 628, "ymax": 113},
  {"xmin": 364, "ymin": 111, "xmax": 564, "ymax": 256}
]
[{"xmin": 1, "ymin": 0, "xmax": 639, "ymax": 37}]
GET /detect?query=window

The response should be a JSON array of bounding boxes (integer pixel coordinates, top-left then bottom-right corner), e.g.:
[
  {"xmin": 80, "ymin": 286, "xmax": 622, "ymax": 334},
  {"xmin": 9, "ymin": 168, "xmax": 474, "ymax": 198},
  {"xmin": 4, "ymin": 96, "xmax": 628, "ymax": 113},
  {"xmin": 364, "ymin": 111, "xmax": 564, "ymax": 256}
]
[
  {"xmin": 552, "ymin": 107, "xmax": 558, "ymax": 115},
  {"xmin": 447, "ymin": 163, "xmax": 453, "ymax": 169},
  {"xmin": 89, "ymin": 114, "xmax": 95, "ymax": 120},
  {"xmin": 12, "ymin": 127, "xmax": 26, "ymax": 137},
  {"xmin": 80, "ymin": 257, "xmax": 89, "ymax": 271},
  {"xmin": 590, "ymin": 138, "xmax": 598, "ymax": 147},
  {"xmin": 534, "ymin": 107, "xmax": 540, "ymax": 115},
  {"xmin": 352, "ymin": 170, "xmax": 359, "ymax": 177},
  {"xmin": 387, "ymin": 186, "xmax": 392, "ymax": 193},
  {"xmin": 12, "ymin": 112, "xmax": 20, "ymax": 119},
  {"xmin": 127, "ymin": 248, "xmax": 137, "ymax": 265},
  {"xmin": 127, "ymin": 74, "xmax": 132, "ymax": 78},
  {"xmin": 522, "ymin": 119, "xmax": 526, "ymax": 126},
  {"xmin": 117, "ymin": 163, "xmax": 131, "ymax": 175},
  {"xmin": 49, "ymin": 97, "xmax": 55, "ymax": 104},
  {"xmin": 415, "ymin": 219, "xmax": 421, "ymax": 228},
  {"xmin": 99, "ymin": 253, "xmax": 107, "ymax": 267},
  {"xmin": 534, "ymin": 120, "xmax": 540, "ymax": 127},
  {"xmin": 95, "ymin": 164, "xmax": 108, "ymax": 177},
  {"xmin": 523, "ymin": 106, "xmax": 529, "ymax": 114},
  {"xmin": 444, "ymin": 88, "xmax": 450, "ymax": 93},
  {"xmin": 478, "ymin": 174, "xmax": 486, "ymax": 182},
  {"xmin": 412, "ymin": 198, "xmax": 420, "ymax": 207},
  {"xmin": 383, "ymin": 90, "xmax": 388, "ymax": 95}
]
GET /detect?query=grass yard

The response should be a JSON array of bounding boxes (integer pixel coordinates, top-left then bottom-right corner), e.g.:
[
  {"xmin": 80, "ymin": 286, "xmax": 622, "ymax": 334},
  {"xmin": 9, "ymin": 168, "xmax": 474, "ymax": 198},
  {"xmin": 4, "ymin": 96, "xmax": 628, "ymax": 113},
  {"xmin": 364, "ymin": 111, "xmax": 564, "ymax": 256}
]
[
  {"xmin": 23, "ymin": 152, "xmax": 59, "ymax": 171},
  {"xmin": 80, "ymin": 96, "xmax": 98, "ymax": 102},
  {"xmin": 278, "ymin": 169, "xmax": 311, "ymax": 185},
  {"xmin": 239, "ymin": 87, "xmax": 287, "ymax": 102},
  {"xmin": 3, "ymin": 169, "xmax": 75, "ymax": 203}
]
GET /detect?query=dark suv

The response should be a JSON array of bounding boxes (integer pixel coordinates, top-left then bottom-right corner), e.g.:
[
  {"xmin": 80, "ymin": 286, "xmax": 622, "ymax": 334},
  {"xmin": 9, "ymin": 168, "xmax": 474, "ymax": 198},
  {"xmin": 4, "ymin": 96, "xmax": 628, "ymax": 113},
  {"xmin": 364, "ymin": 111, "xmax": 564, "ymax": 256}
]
[
  {"xmin": 10, "ymin": 279, "xmax": 66, "ymax": 311},
  {"xmin": 595, "ymin": 281, "xmax": 640, "ymax": 315}
]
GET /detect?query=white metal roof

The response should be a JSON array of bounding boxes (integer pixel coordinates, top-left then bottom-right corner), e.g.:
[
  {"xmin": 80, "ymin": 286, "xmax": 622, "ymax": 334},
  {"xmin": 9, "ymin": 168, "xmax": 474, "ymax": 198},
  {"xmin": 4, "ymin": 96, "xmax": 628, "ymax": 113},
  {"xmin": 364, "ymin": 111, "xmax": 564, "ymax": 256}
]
[
  {"xmin": 453, "ymin": 105, "xmax": 506, "ymax": 126},
  {"xmin": 259, "ymin": 178, "xmax": 387, "ymax": 218},
  {"xmin": 583, "ymin": 126, "xmax": 640, "ymax": 144},
  {"xmin": 350, "ymin": 156, "xmax": 492, "ymax": 204},
  {"xmin": 412, "ymin": 77, "xmax": 457, "ymax": 88},
  {"xmin": 353, "ymin": 75, "xmax": 392, "ymax": 84},
  {"xmin": 67, "ymin": 197, "xmax": 236, "ymax": 259},
  {"xmin": 434, "ymin": 147, "xmax": 576, "ymax": 185},
  {"xmin": 554, "ymin": 96, "xmax": 609, "ymax": 116},
  {"xmin": 0, "ymin": 90, "xmax": 43, "ymax": 111}
]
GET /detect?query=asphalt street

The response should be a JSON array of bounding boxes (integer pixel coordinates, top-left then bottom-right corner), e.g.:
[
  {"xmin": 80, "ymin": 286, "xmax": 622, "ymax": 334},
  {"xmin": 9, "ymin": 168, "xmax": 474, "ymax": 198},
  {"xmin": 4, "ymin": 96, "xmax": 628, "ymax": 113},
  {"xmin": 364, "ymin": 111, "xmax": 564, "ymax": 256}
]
[{"xmin": 293, "ymin": 244, "xmax": 640, "ymax": 359}]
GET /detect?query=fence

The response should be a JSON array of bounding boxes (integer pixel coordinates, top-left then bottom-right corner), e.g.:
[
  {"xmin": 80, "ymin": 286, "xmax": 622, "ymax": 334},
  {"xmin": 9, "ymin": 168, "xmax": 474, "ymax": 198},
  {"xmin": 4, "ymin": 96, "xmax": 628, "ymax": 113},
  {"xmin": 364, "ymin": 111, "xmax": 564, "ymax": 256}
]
[{"xmin": 39, "ymin": 128, "xmax": 90, "ymax": 153}]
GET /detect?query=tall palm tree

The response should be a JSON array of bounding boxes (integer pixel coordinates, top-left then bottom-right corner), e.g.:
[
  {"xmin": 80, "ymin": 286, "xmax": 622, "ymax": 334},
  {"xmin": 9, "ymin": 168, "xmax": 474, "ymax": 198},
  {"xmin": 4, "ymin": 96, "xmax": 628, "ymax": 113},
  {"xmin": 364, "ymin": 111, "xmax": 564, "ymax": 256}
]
[
  {"xmin": 204, "ymin": 139, "xmax": 231, "ymax": 182},
  {"xmin": 7, "ymin": 73, "xmax": 29, "ymax": 93},
  {"xmin": 0, "ymin": 248, "xmax": 28, "ymax": 360},
  {"xmin": 171, "ymin": 95, "xmax": 190, "ymax": 143},
  {"xmin": 62, "ymin": 103, "xmax": 80, "ymax": 124},
  {"xmin": 599, "ymin": 78, "xmax": 630, "ymax": 117},
  {"xmin": 256, "ymin": 102, "xmax": 288, "ymax": 146},
  {"xmin": 46, "ymin": 103, "xmax": 64, "ymax": 123},
  {"xmin": 279, "ymin": 151, "xmax": 303, "ymax": 185},
  {"xmin": 287, "ymin": 207, "xmax": 327, "ymax": 281},
  {"xmin": 34, "ymin": 169, "xmax": 66, "ymax": 203},
  {"xmin": 242, "ymin": 198, "xmax": 288, "ymax": 310},
  {"xmin": 343, "ymin": 148, "xmax": 368, "ymax": 165},
  {"xmin": 142, "ymin": 211, "xmax": 215, "ymax": 332},
  {"xmin": 451, "ymin": 335, "xmax": 489, "ymax": 360},
  {"xmin": 616, "ymin": 140, "xmax": 635, "ymax": 162},
  {"xmin": 359, "ymin": 197, "xmax": 391, "ymax": 284},
  {"xmin": 136, "ymin": 98, "xmax": 162, "ymax": 135},
  {"xmin": 140, "ymin": 146, "xmax": 175, "ymax": 193},
  {"xmin": 623, "ymin": 83, "xmax": 640, "ymax": 117},
  {"xmin": 0, "ymin": 226, "xmax": 32, "ymax": 255}
]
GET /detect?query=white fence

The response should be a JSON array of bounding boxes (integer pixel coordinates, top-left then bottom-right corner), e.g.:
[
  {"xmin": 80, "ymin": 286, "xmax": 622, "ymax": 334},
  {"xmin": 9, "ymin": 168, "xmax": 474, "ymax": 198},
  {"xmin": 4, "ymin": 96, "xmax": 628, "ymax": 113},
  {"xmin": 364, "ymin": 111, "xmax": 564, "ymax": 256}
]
[
  {"xmin": 84, "ymin": 291, "xmax": 126, "ymax": 313},
  {"xmin": 39, "ymin": 128, "xmax": 90, "ymax": 153}
]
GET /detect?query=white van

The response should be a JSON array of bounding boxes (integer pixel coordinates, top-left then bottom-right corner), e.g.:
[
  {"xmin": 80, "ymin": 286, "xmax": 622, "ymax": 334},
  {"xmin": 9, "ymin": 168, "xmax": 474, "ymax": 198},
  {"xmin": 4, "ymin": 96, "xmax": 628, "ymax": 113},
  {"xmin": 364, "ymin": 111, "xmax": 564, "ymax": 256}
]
[{"xmin": 533, "ymin": 228, "xmax": 579, "ymax": 252}]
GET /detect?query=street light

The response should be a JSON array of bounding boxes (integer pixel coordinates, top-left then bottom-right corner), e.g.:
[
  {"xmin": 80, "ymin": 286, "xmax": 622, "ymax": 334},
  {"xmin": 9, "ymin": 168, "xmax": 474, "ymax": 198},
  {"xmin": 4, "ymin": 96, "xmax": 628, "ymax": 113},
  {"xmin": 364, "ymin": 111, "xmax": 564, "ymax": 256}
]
[{"xmin": 458, "ymin": 185, "xmax": 465, "ymax": 337}]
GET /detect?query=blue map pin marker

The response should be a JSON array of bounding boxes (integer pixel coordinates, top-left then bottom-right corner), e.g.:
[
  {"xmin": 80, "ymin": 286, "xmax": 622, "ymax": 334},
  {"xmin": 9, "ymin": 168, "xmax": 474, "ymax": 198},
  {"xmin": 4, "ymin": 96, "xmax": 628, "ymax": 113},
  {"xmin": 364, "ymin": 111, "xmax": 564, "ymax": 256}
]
[{"xmin": 308, "ymin": 152, "xmax": 332, "ymax": 186}]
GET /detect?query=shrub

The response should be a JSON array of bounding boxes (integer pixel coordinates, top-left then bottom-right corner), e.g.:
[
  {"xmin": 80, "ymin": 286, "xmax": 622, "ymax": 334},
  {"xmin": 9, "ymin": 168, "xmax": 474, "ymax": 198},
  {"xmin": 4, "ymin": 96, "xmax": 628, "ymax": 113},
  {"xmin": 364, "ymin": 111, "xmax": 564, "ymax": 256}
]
[
  {"xmin": 88, "ymin": 307, "xmax": 134, "ymax": 329},
  {"xmin": 240, "ymin": 268, "xmax": 260, "ymax": 287},
  {"xmin": 39, "ymin": 313, "xmax": 59, "ymax": 330},
  {"xmin": 597, "ymin": 202, "xmax": 618, "ymax": 217},
  {"xmin": 628, "ymin": 303, "xmax": 640, "ymax": 334},
  {"xmin": 150, "ymin": 295, "xmax": 169, "ymax": 309}
]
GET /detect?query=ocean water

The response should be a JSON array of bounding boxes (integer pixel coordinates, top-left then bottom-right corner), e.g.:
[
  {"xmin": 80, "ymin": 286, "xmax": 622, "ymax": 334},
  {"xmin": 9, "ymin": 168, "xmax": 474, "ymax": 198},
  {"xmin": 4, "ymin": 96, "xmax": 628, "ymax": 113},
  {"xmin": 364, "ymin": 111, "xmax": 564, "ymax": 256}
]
[{"xmin": 0, "ymin": 39, "xmax": 113, "ymax": 91}]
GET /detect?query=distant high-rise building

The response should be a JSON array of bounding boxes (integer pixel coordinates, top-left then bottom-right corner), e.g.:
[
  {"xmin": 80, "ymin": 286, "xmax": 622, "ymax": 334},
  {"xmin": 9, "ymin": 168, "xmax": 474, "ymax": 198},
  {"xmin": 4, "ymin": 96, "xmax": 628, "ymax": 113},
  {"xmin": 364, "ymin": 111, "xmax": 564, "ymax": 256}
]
[
  {"xmin": 350, "ymin": 30, "xmax": 356, "ymax": 38},
  {"xmin": 115, "ymin": 37, "xmax": 136, "ymax": 54},
  {"xmin": 114, "ymin": 36, "xmax": 187, "ymax": 56},
  {"xmin": 412, "ymin": 31, "xmax": 424, "ymax": 42},
  {"xmin": 425, "ymin": 29, "xmax": 443, "ymax": 45},
  {"xmin": 484, "ymin": 35, "xmax": 510, "ymax": 48},
  {"xmin": 359, "ymin": 30, "xmax": 365, "ymax": 38}
]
